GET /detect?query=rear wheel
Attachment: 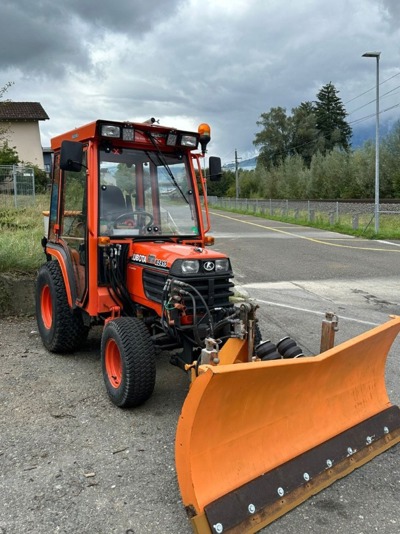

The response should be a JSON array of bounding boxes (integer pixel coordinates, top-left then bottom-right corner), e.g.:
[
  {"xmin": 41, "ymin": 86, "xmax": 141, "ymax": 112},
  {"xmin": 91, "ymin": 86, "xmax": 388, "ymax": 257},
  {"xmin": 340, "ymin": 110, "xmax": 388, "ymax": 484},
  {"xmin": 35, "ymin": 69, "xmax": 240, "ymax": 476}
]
[
  {"xmin": 101, "ymin": 317, "xmax": 156, "ymax": 408},
  {"xmin": 35, "ymin": 261, "xmax": 88, "ymax": 352}
]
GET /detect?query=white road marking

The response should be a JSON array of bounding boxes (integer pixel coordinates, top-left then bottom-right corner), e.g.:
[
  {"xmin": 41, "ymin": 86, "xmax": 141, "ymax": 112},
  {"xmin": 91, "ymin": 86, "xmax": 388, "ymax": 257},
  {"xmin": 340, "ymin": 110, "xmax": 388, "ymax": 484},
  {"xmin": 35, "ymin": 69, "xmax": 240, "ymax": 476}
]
[
  {"xmin": 377, "ymin": 239, "xmax": 400, "ymax": 247},
  {"xmin": 254, "ymin": 298, "xmax": 379, "ymax": 326}
]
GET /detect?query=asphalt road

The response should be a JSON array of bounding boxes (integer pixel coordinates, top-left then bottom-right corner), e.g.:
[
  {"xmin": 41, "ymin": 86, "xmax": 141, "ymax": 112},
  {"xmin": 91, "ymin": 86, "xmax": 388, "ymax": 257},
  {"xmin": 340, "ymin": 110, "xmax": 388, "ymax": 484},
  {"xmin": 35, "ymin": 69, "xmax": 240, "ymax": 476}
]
[{"xmin": 1, "ymin": 210, "xmax": 400, "ymax": 534}]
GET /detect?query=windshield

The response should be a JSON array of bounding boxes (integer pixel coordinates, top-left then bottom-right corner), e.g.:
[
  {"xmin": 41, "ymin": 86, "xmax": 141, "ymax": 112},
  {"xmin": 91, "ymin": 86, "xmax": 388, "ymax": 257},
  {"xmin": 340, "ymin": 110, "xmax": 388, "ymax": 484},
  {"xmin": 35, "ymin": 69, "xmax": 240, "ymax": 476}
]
[{"xmin": 99, "ymin": 147, "xmax": 200, "ymax": 238}]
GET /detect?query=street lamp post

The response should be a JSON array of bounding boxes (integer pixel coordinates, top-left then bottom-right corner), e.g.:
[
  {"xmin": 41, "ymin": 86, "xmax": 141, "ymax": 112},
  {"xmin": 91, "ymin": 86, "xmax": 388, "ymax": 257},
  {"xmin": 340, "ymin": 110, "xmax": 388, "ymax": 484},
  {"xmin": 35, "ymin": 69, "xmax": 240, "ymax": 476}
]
[{"xmin": 362, "ymin": 51, "xmax": 381, "ymax": 234}]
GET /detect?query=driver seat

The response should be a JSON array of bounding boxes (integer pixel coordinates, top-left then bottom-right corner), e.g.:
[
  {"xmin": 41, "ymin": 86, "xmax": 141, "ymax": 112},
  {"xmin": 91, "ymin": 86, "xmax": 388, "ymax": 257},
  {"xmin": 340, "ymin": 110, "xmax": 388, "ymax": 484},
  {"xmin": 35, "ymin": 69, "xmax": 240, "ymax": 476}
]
[{"xmin": 100, "ymin": 185, "xmax": 126, "ymax": 218}]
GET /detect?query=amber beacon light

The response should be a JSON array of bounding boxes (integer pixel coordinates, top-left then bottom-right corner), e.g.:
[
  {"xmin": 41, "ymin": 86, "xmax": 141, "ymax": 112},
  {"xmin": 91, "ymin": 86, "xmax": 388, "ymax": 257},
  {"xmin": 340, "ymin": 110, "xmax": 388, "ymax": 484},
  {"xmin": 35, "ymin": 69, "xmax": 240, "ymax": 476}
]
[{"xmin": 198, "ymin": 123, "xmax": 211, "ymax": 154}]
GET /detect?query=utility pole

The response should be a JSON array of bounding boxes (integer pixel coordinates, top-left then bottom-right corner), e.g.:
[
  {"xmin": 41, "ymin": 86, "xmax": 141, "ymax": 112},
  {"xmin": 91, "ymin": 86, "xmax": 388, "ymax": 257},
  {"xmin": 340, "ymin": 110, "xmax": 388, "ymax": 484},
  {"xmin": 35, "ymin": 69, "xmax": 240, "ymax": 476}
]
[{"xmin": 235, "ymin": 149, "xmax": 242, "ymax": 199}]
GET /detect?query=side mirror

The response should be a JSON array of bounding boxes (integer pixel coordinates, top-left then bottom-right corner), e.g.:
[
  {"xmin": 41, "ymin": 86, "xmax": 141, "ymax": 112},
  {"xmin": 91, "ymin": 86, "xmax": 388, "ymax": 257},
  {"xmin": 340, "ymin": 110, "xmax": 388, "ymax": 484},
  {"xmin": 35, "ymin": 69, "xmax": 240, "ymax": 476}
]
[
  {"xmin": 208, "ymin": 156, "xmax": 222, "ymax": 182},
  {"xmin": 60, "ymin": 140, "xmax": 84, "ymax": 172}
]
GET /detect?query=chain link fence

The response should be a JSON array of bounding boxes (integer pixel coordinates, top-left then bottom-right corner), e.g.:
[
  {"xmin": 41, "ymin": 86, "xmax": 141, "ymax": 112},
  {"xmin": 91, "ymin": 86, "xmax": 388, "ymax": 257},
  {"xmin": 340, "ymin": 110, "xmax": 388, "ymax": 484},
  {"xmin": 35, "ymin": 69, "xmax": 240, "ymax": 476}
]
[
  {"xmin": 0, "ymin": 165, "xmax": 35, "ymax": 208},
  {"xmin": 208, "ymin": 197, "xmax": 400, "ymax": 232}
]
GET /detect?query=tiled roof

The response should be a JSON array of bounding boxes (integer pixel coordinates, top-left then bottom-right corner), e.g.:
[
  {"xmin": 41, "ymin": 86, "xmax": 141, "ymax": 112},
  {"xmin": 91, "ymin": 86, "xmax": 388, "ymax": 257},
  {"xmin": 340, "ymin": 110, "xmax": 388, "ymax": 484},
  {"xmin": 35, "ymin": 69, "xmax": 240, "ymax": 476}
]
[{"xmin": 0, "ymin": 102, "xmax": 49, "ymax": 120}]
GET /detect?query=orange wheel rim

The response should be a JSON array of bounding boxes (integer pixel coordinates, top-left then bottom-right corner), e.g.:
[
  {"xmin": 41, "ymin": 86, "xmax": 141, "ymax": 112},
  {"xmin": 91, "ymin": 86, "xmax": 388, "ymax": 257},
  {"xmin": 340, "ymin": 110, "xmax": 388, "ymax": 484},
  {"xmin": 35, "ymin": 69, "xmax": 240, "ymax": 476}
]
[
  {"xmin": 105, "ymin": 339, "xmax": 122, "ymax": 388},
  {"xmin": 41, "ymin": 285, "xmax": 52, "ymax": 329}
]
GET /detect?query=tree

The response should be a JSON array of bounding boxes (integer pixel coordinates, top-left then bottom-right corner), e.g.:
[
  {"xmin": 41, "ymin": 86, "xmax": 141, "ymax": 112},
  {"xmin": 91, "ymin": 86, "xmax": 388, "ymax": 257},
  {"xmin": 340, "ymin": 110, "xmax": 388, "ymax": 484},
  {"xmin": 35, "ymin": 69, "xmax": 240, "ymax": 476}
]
[
  {"xmin": 0, "ymin": 140, "xmax": 19, "ymax": 165},
  {"xmin": 350, "ymin": 146, "xmax": 374, "ymax": 198},
  {"xmin": 254, "ymin": 163, "xmax": 280, "ymax": 198},
  {"xmin": 251, "ymin": 82, "xmax": 361, "ymax": 200},
  {"xmin": 309, "ymin": 149, "xmax": 354, "ymax": 199},
  {"xmin": 253, "ymin": 107, "xmax": 292, "ymax": 169},
  {"xmin": 206, "ymin": 168, "xmax": 235, "ymax": 197},
  {"xmin": 253, "ymin": 102, "xmax": 323, "ymax": 170},
  {"xmin": 279, "ymin": 154, "xmax": 308, "ymax": 199},
  {"xmin": 291, "ymin": 102, "xmax": 320, "ymax": 167},
  {"xmin": 381, "ymin": 121, "xmax": 400, "ymax": 197},
  {"xmin": 314, "ymin": 82, "xmax": 352, "ymax": 153},
  {"xmin": 238, "ymin": 170, "xmax": 263, "ymax": 198},
  {"xmin": 0, "ymin": 81, "xmax": 14, "ymax": 142}
]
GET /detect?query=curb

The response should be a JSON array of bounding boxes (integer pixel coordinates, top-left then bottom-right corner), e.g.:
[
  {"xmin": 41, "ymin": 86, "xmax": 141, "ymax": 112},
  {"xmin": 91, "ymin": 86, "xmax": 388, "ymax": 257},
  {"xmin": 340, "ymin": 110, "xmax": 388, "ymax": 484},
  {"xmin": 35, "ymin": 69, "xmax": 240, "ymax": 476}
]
[{"xmin": 0, "ymin": 274, "xmax": 36, "ymax": 317}]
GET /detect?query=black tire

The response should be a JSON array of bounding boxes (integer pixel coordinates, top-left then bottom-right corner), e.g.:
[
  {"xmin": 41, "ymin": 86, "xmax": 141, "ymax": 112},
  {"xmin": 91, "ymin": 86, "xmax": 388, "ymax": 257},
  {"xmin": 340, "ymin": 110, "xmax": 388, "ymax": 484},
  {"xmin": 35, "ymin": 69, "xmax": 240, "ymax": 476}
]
[
  {"xmin": 35, "ymin": 261, "xmax": 89, "ymax": 353},
  {"xmin": 101, "ymin": 317, "xmax": 156, "ymax": 408}
]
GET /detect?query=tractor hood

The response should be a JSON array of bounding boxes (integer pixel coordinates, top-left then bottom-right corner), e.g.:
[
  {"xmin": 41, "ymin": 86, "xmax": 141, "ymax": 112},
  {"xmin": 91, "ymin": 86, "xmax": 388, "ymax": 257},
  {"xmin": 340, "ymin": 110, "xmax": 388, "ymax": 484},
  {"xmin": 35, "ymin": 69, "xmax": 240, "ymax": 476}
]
[{"xmin": 130, "ymin": 241, "xmax": 230, "ymax": 271}]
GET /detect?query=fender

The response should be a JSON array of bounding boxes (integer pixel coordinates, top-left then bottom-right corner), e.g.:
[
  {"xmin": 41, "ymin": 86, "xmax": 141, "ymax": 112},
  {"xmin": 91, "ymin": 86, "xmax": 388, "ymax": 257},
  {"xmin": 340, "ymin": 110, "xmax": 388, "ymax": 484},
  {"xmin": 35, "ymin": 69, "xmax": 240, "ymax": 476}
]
[{"xmin": 45, "ymin": 242, "xmax": 78, "ymax": 309}]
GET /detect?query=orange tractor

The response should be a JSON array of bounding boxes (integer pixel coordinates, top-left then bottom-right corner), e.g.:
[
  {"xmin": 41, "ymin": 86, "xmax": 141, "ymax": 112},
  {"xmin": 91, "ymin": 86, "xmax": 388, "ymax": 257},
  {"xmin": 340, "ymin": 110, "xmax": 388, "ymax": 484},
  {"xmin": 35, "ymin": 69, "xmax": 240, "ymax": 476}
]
[{"xmin": 36, "ymin": 118, "xmax": 400, "ymax": 533}]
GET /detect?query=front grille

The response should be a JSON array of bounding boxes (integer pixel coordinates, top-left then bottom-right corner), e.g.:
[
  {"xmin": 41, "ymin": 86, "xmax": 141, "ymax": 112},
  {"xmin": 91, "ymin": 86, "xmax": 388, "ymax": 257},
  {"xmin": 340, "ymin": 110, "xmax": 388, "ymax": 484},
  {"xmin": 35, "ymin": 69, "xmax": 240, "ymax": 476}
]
[
  {"xmin": 142, "ymin": 269, "xmax": 167, "ymax": 303},
  {"xmin": 143, "ymin": 269, "xmax": 234, "ymax": 311}
]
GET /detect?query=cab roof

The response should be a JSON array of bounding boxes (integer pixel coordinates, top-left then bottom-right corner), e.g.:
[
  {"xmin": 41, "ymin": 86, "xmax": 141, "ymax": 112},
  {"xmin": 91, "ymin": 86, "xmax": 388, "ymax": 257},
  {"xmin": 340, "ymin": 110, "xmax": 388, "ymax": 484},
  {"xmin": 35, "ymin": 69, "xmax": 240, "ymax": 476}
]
[{"xmin": 51, "ymin": 119, "xmax": 199, "ymax": 151}]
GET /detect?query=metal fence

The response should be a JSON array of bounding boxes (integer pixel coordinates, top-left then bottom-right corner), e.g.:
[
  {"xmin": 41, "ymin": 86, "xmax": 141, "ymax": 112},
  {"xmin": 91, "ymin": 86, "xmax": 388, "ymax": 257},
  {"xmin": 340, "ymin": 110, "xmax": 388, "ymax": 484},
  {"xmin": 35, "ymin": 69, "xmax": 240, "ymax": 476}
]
[
  {"xmin": 0, "ymin": 165, "xmax": 35, "ymax": 208},
  {"xmin": 208, "ymin": 197, "xmax": 400, "ymax": 231}
]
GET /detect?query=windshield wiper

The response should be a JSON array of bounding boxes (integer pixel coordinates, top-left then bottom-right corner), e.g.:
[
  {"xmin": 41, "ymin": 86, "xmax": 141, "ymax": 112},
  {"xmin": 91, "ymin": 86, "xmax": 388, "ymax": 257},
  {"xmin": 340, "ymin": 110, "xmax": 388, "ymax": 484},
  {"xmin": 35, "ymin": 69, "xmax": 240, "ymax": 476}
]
[{"xmin": 143, "ymin": 131, "xmax": 189, "ymax": 204}]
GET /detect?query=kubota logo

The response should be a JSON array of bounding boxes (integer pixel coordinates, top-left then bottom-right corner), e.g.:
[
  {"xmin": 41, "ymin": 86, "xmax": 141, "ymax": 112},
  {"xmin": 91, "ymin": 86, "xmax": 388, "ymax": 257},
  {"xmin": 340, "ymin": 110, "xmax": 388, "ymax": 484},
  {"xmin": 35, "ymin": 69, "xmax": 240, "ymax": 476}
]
[{"xmin": 203, "ymin": 261, "xmax": 215, "ymax": 271}]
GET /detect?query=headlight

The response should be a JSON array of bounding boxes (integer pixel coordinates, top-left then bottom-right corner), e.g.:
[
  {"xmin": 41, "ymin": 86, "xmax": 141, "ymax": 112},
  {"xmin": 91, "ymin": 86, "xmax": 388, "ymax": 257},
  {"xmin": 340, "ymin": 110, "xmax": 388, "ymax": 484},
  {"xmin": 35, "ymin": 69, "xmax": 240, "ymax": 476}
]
[
  {"xmin": 215, "ymin": 259, "xmax": 230, "ymax": 272},
  {"xmin": 181, "ymin": 134, "xmax": 198, "ymax": 148},
  {"xmin": 101, "ymin": 124, "xmax": 121, "ymax": 138},
  {"xmin": 167, "ymin": 132, "xmax": 178, "ymax": 146},
  {"xmin": 181, "ymin": 260, "xmax": 200, "ymax": 274},
  {"xmin": 122, "ymin": 127, "xmax": 135, "ymax": 141}
]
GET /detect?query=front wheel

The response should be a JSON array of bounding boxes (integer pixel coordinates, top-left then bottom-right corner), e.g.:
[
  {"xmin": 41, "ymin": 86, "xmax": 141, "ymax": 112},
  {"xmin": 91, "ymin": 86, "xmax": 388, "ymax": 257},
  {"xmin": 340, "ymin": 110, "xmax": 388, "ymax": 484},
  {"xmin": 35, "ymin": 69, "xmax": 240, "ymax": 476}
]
[{"xmin": 101, "ymin": 317, "xmax": 156, "ymax": 408}]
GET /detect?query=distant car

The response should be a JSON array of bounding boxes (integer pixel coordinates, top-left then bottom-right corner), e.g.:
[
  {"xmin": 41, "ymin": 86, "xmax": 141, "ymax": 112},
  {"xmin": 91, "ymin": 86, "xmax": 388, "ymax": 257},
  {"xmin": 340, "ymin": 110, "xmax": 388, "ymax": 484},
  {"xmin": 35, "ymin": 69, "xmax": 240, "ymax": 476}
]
[{"xmin": 0, "ymin": 176, "xmax": 14, "ymax": 193}]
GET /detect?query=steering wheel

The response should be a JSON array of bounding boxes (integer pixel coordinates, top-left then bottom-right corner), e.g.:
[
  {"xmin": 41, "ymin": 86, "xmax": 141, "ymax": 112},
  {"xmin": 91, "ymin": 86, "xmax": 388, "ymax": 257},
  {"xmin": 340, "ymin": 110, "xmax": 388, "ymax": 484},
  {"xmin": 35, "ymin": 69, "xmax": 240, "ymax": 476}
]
[{"xmin": 113, "ymin": 211, "xmax": 154, "ymax": 229}]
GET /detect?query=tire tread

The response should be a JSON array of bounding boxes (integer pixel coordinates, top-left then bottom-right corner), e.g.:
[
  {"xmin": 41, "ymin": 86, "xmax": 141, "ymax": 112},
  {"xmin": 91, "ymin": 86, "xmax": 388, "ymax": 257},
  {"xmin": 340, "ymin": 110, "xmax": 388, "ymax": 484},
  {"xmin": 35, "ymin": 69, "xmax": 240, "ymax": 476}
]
[
  {"xmin": 36, "ymin": 261, "xmax": 88, "ymax": 353},
  {"xmin": 101, "ymin": 317, "xmax": 156, "ymax": 407}
]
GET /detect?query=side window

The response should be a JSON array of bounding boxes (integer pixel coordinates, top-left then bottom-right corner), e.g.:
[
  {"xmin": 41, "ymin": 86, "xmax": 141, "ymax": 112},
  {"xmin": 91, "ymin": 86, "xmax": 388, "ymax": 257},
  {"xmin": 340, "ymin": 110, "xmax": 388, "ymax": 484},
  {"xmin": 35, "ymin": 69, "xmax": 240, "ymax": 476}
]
[{"xmin": 61, "ymin": 151, "xmax": 87, "ymax": 238}]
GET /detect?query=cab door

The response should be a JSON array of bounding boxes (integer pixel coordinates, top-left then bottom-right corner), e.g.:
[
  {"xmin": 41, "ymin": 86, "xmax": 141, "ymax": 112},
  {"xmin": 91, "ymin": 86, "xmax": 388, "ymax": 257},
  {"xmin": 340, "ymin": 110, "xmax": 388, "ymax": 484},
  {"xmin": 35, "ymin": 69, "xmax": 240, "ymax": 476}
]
[{"xmin": 50, "ymin": 150, "xmax": 88, "ymax": 306}]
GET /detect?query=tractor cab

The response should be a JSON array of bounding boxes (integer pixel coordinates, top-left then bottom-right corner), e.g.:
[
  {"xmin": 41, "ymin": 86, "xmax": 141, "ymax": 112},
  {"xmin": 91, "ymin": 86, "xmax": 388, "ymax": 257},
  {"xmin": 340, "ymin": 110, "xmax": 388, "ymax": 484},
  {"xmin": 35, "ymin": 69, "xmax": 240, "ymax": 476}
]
[
  {"xmin": 51, "ymin": 119, "xmax": 221, "ymax": 245},
  {"xmin": 45, "ymin": 119, "xmax": 226, "ymax": 322}
]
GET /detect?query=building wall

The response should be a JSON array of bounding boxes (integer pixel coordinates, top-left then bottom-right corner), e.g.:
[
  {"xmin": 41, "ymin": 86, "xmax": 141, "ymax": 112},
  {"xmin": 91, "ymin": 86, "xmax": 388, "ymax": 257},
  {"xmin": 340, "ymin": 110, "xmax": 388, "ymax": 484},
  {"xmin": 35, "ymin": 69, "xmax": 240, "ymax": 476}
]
[{"xmin": 5, "ymin": 121, "xmax": 45, "ymax": 168}]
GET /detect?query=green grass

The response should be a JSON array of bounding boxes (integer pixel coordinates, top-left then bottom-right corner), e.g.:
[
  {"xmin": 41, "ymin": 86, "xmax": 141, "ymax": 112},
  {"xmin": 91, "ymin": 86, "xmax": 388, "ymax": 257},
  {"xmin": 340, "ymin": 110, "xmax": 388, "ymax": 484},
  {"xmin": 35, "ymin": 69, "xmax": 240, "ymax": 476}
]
[{"xmin": 0, "ymin": 195, "xmax": 49, "ymax": 274}]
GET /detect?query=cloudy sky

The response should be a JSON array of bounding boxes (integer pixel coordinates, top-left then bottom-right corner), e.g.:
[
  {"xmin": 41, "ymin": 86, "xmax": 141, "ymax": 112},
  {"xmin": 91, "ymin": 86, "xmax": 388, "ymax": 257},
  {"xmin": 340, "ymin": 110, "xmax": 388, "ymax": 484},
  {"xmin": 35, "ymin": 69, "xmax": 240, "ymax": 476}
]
[{"xmin": 1, "ymin": 0, "xmax": 400, "ymax": 163}]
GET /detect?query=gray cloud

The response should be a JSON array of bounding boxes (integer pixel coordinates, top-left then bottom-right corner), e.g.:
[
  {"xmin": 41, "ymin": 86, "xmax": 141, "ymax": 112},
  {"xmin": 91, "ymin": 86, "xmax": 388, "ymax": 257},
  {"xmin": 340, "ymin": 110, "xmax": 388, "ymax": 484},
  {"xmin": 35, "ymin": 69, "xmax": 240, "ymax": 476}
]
[
  {"xmin": 0, "ymin": 0, "xmax": 184, "ymax": 76},
  {"xmin": 67, "ymin": 0, "xmax": 184, "ymax": 33},
  {"xmin": 2, "ymin": 0, "xmax": 400, "ymax": 160},
  {"xmin": 0, "ymin": 2, "xmax": 89, "ymax": 75},
  {"xmin": 380, "ymin": 0, "xmax": 400, "ymax": 23}
]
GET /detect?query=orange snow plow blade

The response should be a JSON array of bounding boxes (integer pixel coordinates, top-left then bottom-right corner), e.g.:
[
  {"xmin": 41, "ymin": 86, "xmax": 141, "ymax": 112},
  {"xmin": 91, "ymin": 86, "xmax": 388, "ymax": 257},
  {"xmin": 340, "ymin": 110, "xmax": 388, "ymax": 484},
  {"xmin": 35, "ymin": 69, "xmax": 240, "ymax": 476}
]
[{"xmin": 175, "ymin": 316, "xmax": 400, "ymax": 534}]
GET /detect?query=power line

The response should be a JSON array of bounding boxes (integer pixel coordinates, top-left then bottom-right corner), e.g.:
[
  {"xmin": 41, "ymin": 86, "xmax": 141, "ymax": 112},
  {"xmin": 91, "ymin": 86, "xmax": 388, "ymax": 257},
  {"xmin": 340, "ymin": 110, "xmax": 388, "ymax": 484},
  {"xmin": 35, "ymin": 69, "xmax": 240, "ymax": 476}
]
[
  {"xmin": 349, "ymin": 102, "xmax": 400, "ymax": 126},
  {"xmin": 344, "ymin": 71, "xmax": 400, "ymax": 106},
  {"xmin": 348, "ymin": 112, "xmax": 376, "ymax": 126},
  {"xmin": 348, "ymin": 84, "xmax": 400, "ymax": 116}
]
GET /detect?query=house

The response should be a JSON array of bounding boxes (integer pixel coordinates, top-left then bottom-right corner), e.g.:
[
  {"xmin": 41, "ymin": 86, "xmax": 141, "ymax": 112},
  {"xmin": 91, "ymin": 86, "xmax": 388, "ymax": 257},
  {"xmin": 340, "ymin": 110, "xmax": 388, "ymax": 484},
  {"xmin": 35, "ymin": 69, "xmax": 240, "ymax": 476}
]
[{"xmin": 0, "ymin": 102, "xmax": 49, "ymax": 168}]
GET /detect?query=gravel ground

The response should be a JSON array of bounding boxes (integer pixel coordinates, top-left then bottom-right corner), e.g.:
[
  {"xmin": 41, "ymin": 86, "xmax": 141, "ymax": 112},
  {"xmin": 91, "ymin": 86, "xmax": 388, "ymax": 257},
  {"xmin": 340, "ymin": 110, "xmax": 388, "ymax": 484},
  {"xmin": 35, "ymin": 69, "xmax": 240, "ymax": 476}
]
[
  {"xmin": 0, "ymin": 317, "xmax": 192, "ymax": 534},
  {"xmin": 2, "ymin": 316, "xmax": 400, "ymax": 534}
]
